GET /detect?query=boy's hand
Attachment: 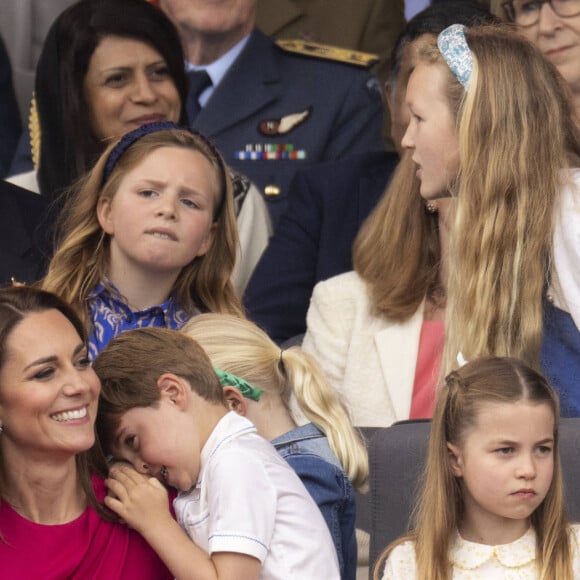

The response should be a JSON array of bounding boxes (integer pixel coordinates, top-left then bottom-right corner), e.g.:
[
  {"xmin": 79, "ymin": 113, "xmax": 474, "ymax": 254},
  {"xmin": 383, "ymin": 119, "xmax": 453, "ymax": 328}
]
[{"xmin": 105, "ymin": 462, "xmax": 172, "ymax": 535}]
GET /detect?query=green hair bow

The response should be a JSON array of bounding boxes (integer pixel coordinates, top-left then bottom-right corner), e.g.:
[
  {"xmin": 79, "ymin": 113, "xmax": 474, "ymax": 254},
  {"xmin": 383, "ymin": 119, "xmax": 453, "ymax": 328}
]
[{"xmin": 214, "ymin": 368, "xmax": 263, "ymax": 401}]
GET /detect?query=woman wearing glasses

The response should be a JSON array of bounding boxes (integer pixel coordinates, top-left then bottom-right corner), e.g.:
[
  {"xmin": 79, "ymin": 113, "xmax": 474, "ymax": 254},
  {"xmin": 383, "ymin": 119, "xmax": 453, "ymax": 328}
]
[{"xmin": 497, "ymin": 0, "xmax": 580, "ymax": 118}]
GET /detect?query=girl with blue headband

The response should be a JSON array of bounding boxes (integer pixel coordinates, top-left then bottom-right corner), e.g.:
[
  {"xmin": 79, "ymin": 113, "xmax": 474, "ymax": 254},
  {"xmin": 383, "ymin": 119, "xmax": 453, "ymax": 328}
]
[
  {"xmin": 42, "ymin": 122, "xmax": 243, "ymax": 357},
  {"xmin": 401, "ymin": 23, "xmax": 580, "ymax": 411}
]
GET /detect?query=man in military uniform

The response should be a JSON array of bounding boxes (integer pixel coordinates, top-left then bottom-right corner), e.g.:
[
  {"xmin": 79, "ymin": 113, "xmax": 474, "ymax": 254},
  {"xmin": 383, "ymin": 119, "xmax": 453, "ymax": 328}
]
[
  {"xmin": 160, "ymin": 0, "xmax": 385, "ymax": 226},
  {"xmin": 256, "ymin": 0, "xmax": 406, "ymax": 147}
]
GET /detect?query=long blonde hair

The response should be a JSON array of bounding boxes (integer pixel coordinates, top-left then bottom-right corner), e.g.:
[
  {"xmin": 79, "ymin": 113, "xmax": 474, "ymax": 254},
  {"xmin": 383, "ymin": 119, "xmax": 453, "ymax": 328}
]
[
  {"xmin": 374, "ymin": 356, "xmax": 572, "ymax": 580},
  {"xmin": 427, "ymin": 25, "xmax": 580, "ymax": 374},
  {"xmin": 353, "ymin": 150, "xmax": 445, "ymax": 321},
  {"xmin": 182, "ymin": 313, "xmax": 368, "ymax": 489},
  {"xmin": 42, "ymin": 128, "xmax": 244, "ymax": 327}
]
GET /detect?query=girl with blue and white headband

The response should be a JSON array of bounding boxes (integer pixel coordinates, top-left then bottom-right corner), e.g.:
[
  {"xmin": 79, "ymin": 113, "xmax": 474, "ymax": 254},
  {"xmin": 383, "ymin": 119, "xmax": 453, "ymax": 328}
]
[{"xmin": 401, "ymin": 23, "xmax": 580, "ymax": 413}]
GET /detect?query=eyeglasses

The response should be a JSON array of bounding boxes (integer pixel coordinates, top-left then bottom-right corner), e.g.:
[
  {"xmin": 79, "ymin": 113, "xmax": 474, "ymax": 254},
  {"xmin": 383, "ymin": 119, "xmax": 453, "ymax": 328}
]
[{"xmin": 503, "ymin": 0, "xmax": 580, "ymax": 27}]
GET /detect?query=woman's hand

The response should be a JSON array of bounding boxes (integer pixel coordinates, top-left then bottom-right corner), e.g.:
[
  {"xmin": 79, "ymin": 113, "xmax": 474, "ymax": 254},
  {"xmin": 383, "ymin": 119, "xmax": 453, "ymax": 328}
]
[{"xmin": 105, "ymin": 462, "xmax": 172, "ymax": 535}]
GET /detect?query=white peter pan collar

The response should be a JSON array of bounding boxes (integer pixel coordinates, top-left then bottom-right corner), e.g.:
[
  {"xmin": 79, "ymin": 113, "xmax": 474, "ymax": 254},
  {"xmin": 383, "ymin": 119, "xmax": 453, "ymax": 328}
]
[{"xmin": 450, "ymin": 528, "xmax": 536, "ymax": 570}]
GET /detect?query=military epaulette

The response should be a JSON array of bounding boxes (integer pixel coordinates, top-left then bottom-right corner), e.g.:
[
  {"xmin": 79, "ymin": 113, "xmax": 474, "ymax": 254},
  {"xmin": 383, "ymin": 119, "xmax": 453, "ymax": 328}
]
[{"xmin": 276, "ymin": 39, "xmax": 378, "ymax": 68}]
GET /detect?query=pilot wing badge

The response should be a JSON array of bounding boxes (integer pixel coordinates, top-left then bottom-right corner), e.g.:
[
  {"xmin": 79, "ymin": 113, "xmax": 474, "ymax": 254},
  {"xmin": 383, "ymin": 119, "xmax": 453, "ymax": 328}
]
[{"xmin": 259, "ymin": 108, "xmax": 311, "ymax": 136}]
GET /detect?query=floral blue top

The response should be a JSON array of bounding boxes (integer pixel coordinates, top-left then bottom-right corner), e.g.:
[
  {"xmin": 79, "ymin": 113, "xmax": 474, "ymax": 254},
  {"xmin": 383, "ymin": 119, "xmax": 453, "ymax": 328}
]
[{"xmin": 86, "ymin": 282, "xmax": 191, "ymax": 359}]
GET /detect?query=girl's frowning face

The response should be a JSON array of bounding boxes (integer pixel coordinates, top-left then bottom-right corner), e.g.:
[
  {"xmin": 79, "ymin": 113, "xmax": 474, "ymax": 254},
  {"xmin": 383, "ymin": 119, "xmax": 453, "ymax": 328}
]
[
  {"xmin": 402, "ymin": 62, "xmax": 460, "ymax": 200},
  {"xmin": 97, "ymin": 145, "xmax": 218, "ymax": 282},
  {"xmin": 448, "ymin": 400, "xmax": 555, "ymax": 544}
]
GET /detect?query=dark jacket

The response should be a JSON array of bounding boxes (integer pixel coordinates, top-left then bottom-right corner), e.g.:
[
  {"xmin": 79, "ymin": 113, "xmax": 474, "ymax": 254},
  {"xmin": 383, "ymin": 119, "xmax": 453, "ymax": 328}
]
[
  {"xmin": 190, "ymin": 29, "xmax": 385, "ymax": 226},
  {"xmin": 0, "ymin": 36, "xmax": 22, "ymax": 178},
  {"xmin": 0, "ymin": 179, "xmax": 48, "ymax": 286},
  {"xmin": 244, "ymin": 150, "xmax": 398, "ymax": 343}
]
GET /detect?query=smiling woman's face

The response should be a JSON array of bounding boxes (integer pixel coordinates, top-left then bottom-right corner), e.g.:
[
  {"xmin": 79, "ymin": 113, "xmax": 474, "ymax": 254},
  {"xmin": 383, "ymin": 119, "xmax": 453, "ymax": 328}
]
[
  {"xmin": 0, "ymin": 310, "xmax": 100, "ymax": 466},
  {"xmin": 83, "ymin": 35, "xmax": 181, "ymax": 143}
]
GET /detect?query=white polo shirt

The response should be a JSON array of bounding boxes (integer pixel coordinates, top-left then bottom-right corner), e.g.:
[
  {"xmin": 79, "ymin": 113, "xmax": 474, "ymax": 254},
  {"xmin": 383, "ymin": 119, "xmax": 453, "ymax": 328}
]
[{"xmin": 173, "ymin": 411, "xmax": 340, "ymax": 579}]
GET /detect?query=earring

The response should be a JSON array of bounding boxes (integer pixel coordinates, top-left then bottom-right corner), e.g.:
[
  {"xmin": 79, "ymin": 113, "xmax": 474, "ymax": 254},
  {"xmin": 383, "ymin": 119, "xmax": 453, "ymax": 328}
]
[
  {"xmin": 0, "ymin": 423, "xmax": 4, "ymax": 434},
  {"xmin": 425, "ymin": 201, "xmax": 437, "ymax": 214}
]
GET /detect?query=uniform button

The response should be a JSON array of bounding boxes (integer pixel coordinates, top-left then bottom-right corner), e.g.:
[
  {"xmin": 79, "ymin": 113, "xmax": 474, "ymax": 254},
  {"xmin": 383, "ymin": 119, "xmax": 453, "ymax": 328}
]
[{"xmin": 264, "ymin": 185, "xmax": 281, "ymax": 196}]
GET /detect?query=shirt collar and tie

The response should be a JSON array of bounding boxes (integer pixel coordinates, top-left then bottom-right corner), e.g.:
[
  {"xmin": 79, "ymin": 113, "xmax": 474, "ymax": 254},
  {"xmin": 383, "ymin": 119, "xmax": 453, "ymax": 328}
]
[
  {"xmin": 184, "ymin": 34, "xmax": 251, "ymax": 120},
  {"xmin": 187, "ymin": 69, "xmax": 212, "ymax": 121}
]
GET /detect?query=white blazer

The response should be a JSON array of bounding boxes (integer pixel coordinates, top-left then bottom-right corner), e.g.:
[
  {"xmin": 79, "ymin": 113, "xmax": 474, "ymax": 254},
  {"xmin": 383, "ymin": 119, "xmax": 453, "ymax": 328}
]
[{"xmin": 303, "ymin": 270, "xmax": 423, "ymax": 427}]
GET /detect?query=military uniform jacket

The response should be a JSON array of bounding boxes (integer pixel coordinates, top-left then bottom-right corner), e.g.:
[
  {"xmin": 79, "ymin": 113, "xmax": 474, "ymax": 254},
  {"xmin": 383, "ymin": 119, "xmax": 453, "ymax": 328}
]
[
  {"xmin": 256, "ymin": 0, "xmax": 406, "ymax": 87},
  {"xmin": 190, "ymin": 28, "xmax": 385, "ymax": 226},
  {"xmin": 0, "ymin": 179, "xmax": 48, "ymax": 286},
  {"xmin": 256, "ymin": 0, "xmax": 405, "ymax": 150}
]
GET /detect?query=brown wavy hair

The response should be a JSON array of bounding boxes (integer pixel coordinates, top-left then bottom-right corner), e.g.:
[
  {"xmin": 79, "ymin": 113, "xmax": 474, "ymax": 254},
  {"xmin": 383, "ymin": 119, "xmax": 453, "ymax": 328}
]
[
  {"xmin": 416, "ymin": 25, "xmax": 580, "ymax": 374},
  {"xmin": 0, "ymin": 286, "xmax": 105, "ymax": 523},
  {"xmin": 353, "ymin": 150, "xmax": 445, "ymax": 321},
  {"xmin": 42, "ymin": 128, "xmax": 244, "ymax": 329}
]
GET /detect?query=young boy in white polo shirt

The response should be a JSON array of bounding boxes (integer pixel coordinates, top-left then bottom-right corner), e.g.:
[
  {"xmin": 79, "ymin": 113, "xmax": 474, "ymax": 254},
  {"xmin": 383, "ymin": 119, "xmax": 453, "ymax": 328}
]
[{"xmin": 94, "ymin": 327, "xmax": 340, "ymax": 580}]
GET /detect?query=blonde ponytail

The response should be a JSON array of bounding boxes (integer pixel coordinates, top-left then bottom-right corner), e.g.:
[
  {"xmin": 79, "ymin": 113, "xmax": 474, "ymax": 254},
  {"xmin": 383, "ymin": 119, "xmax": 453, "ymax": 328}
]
[
  {"xmin": 281, "ymin": 346, "xmax": 368, "ymax": 488},
  {"xmin": 182, "ymin": 313, "xmax": 368, "ymax": 489}
]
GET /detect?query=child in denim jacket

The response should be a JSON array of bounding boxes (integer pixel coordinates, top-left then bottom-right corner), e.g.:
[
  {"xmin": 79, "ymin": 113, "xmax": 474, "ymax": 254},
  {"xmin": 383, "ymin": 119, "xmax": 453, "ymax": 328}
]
[
  {"xmin": 94, "ymin": 327, "xmax": 340, "ymax": 580},
  {"xmin": 183, "ymin": 314, "xmax": 368, "ymax": 579}
]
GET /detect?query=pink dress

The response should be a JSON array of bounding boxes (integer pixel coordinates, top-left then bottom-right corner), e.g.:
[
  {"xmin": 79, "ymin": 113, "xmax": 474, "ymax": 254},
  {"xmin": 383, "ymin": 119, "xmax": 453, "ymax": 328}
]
[
  {"xmin": 0, "ymin": 474, "xmax": 172, "ymax": 579},
  {"xmin": 409, "ymin": 320, "xmax": 444, "ymax": 419}
]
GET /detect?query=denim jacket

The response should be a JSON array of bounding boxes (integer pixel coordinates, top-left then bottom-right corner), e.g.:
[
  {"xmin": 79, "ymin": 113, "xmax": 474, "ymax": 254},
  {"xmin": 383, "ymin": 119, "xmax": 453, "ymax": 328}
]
[{"xmin": 272, "ymin": 423, "xmax": 356, "ymax": 580}]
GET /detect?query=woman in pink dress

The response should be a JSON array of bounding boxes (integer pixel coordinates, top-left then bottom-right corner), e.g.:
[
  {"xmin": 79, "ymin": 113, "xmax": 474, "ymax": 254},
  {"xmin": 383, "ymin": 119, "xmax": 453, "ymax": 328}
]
[{"xmin": 0, "ymin": 285, "xmax": 171, "ymax": 579}]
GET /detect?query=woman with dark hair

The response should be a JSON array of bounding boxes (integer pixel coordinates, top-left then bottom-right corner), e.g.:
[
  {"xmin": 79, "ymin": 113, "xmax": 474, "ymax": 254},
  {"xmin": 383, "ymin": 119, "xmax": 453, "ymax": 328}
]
[
  {"xmin": 40, "ymin": 0, "xmax": 188, "ymax": 200},
  {"xmin": 8, "ymin": 0, "xmax": 272, "ymax": 293},
  {"xmin": 10, "ymin": 0, "xmax": 187, "ymax": 199},
  {"xmin": 0, "ymin": 285, "xmax": 171, "ymax": 577}
]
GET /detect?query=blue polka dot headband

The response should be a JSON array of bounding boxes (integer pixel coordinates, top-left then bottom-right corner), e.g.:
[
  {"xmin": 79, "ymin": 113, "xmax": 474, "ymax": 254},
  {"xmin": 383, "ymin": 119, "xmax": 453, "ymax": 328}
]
[{"xmin": 437, "ymin": 24, "xmax": 473, "ymax": 89}]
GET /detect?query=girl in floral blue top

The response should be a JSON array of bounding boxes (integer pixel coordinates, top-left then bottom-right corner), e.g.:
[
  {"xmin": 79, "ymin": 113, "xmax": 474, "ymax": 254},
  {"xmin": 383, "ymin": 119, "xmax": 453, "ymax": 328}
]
[{"xmin": 42, "ymin": 122, "xmax": 243, "ymax": 357}]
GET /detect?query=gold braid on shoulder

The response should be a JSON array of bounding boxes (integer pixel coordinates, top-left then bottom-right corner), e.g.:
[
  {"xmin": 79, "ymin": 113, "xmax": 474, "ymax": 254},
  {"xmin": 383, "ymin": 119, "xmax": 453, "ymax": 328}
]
[{"xmin": 29, "ymin": 93, "xmax": 41, "ymax": 171}]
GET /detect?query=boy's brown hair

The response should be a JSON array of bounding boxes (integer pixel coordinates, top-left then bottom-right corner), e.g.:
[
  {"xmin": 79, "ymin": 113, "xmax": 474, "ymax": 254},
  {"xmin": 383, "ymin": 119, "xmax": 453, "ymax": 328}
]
[{"xmin": 93, "ymin": 327, "xmax": 226, "ymax": 455}]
